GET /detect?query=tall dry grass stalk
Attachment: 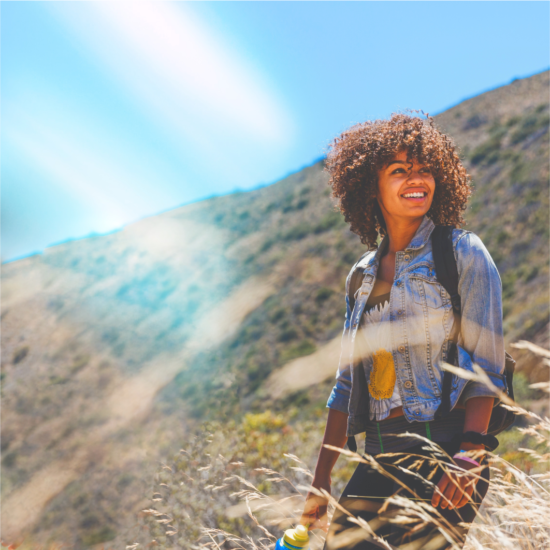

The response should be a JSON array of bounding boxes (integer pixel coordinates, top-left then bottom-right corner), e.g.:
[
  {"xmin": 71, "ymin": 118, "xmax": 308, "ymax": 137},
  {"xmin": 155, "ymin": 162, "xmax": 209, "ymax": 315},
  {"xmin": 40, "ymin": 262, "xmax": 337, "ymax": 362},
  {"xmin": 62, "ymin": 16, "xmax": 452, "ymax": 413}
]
[{"xmin": 122, "ymin": 343, "xmax": 549, "ymax": 549}]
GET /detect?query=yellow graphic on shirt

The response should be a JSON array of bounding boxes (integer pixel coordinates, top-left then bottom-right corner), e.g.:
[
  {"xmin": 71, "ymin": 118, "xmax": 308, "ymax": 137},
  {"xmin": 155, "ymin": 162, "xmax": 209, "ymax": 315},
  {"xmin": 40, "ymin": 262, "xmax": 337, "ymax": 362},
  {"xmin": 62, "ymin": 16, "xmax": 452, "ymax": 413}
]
[{"xmin": 368, "ymin": 349, "xmax": 396, "ymax": 400}]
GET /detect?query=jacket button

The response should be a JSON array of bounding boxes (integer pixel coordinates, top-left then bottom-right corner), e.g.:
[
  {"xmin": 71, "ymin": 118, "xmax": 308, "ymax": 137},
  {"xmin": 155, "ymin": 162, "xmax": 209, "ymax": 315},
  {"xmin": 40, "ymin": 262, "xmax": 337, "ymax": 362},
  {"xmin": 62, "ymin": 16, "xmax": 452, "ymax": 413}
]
[
  {"xmin": 404, "ymin": 255, "xmax": 411, "ymax": 261},
  {"xmin": 398, "ymin": 345, "xmax": 405, "ymax": 353},
  {"xmin": 404, "ymin": 381, "xmax": 413, "ymax": 389}
]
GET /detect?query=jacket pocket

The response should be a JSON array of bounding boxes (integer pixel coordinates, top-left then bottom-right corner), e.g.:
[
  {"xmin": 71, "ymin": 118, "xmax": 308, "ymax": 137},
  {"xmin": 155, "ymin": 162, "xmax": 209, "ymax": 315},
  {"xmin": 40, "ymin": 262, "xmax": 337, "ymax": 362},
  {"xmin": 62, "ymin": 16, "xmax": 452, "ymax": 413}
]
[{"xmin": 412, "ymin": 277, "xmax": 445, "ymax": 309}]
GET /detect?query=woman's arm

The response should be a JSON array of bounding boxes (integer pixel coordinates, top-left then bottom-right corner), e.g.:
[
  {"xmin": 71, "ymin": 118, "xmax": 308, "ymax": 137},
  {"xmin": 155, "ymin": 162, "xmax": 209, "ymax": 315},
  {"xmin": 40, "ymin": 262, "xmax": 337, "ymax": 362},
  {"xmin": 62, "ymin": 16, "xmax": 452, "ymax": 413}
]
[
  {"xmin": 326, "ymin": 271, "xmax": 354, "ymax": 414},
  {"xmin": 455, "ymin": 232, "xmax": 507, "ymax": 400},
  {"xmin": 461, "ymin": 395, "xmax": 494, "ymax": 444},
  {"xmin": 301, "ymin": 408, "xmax": 348, "ymax": 530},
  {"xmin": 433, "ymin": 232, "xmax": 503, "ymax": 509}
]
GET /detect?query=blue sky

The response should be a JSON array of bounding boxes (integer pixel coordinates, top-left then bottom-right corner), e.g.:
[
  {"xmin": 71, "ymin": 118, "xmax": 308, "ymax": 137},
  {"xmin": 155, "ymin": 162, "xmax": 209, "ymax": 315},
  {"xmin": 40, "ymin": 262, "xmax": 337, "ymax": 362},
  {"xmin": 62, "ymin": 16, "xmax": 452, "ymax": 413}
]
[{"xmin": 2, "ymin": 1, "xmax": 549, "ymax": 263}]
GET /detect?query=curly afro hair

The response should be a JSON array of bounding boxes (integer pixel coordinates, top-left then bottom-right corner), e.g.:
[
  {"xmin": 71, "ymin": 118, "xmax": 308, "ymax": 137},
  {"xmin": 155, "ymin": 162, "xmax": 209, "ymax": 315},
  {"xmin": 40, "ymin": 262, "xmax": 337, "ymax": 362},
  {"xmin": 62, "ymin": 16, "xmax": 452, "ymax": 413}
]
[{"xmin": 325, "ymin": 113, "xmax": 472, "ymax": 250}]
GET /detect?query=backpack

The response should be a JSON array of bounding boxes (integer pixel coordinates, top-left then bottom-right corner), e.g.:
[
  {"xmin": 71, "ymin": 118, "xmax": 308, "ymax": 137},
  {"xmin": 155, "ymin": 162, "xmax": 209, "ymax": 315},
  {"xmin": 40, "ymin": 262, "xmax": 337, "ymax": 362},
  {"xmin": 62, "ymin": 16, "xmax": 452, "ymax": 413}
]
[{"xmin": 346, "ymin": 225, "xmax": 515, "ymax": 450}]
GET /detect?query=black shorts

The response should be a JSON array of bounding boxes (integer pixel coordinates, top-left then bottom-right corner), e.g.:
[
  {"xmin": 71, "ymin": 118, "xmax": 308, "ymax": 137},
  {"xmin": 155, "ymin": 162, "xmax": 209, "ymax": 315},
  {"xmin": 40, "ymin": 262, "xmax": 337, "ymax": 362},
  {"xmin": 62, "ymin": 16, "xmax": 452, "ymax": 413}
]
[{"xmin": 324, "ymin": 441, "xmax": 490, "ymax": 550}]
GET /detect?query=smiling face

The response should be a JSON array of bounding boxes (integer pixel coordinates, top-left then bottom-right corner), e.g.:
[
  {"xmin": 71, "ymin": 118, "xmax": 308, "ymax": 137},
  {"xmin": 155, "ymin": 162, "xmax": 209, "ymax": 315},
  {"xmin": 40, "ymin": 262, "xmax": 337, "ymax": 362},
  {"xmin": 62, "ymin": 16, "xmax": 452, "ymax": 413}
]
[{"xmin": 376, "ymin": 150, "xmax": 436, "ymax": 224}]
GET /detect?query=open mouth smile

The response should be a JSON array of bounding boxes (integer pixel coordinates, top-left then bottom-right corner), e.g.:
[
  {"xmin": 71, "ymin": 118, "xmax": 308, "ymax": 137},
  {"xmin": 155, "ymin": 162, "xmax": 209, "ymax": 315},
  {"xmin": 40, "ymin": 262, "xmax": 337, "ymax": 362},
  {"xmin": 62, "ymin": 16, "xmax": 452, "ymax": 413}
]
[{"xmin": 401, "ymin": 191, "xmax": 428, "ymax": 200}]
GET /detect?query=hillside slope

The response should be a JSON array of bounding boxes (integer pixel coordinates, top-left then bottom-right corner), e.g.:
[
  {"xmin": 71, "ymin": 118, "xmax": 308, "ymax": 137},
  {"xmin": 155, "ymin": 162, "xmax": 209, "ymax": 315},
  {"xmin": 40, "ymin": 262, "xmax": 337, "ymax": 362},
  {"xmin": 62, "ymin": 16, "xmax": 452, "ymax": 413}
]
[
  {"xmin": 1, "ymin": 70, "xmax": 548, "ymax": 547},
  {"xmin": 439, "ymin": 73, "xmax": 550, "ymax": 375}
]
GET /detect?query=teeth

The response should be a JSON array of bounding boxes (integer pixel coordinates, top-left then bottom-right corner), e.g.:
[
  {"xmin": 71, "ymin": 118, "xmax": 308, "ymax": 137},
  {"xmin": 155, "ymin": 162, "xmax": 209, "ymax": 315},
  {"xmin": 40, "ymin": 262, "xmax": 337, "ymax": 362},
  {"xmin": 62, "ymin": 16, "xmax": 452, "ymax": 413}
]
[{"xmin": 403, "ymin": 192, "xmax": 425, "ymax": 198}]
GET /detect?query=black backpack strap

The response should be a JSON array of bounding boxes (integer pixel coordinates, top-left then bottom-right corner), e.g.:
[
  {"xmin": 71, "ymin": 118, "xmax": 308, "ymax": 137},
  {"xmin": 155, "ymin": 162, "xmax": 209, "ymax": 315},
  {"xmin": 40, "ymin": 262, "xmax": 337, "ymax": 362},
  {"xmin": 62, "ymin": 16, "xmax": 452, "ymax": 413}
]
[
  {"xmin": 432, "ymin": 226, "xmax": 461, "ymax": 314},
  {"xmin": 347, "ymin": 251, "xmax": 371, "ymax": 313},
  {"xmin": 432, "ymin": 226, "xmax": 461, "ymax": 419}
]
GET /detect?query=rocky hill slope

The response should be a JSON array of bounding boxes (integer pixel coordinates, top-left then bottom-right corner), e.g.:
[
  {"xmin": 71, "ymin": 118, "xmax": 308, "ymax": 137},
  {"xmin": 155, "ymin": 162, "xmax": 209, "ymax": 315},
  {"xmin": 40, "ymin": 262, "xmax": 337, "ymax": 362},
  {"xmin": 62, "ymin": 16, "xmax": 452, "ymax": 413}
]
[{"xmin": 1, "ymin": 70, "xmax": 548, "ymax": 547}]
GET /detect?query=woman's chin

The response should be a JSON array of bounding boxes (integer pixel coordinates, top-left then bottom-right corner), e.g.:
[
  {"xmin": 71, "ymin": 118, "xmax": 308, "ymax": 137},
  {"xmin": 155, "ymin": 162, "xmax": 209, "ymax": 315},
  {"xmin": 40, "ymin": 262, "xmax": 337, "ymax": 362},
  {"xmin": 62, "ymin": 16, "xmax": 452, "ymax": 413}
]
[{"xmin": 394, "ymin": 207, "xmax": 431, "ymax": 220}]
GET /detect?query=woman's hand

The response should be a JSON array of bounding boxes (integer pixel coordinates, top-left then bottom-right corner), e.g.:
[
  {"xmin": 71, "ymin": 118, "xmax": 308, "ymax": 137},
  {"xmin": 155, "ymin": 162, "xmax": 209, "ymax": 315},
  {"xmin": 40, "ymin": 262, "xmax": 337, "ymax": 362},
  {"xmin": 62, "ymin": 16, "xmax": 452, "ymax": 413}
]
[
  {"xmin": 431, "ymin": 457, "xmax": 479, "ymax": 510},
  {"xmin": 432, "ymin": 398, "xmax": 493, "ymax": 509},
  {"xmin": 432, "ymin": 397, "xmax": 493, "ymax": 510},
  {"xmin": 301, "ymin": 475, "xmax": 331, "ymax": 531}
]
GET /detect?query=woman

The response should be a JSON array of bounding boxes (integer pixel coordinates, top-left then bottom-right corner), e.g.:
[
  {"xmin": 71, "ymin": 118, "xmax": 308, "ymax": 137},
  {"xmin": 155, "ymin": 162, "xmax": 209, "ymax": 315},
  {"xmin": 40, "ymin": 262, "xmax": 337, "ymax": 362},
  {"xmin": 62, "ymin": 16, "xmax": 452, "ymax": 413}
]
[{"xmin": 301, "ymin": 114, "xmax": 507, "ymax": 549}]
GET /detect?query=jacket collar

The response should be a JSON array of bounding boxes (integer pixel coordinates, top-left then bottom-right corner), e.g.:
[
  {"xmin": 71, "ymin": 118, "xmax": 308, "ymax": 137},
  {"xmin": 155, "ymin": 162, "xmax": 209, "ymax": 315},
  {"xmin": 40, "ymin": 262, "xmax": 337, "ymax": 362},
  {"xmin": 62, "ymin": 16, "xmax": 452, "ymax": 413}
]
[
  {"xmin": 405, "ymin": 216, "xmax": 436, "ymax": 251},
  {"xmin": 366, "ymin": 216, "xmax": 435, "ymax": 269}
]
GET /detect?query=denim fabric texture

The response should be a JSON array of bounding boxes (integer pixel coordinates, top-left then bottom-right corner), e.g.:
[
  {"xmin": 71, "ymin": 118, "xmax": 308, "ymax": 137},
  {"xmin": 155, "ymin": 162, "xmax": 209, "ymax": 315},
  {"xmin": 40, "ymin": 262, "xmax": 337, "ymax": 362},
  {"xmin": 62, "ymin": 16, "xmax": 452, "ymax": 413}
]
[{"xmin": 326, "ymin": 216, "xmax": 507, "ymax": 437}]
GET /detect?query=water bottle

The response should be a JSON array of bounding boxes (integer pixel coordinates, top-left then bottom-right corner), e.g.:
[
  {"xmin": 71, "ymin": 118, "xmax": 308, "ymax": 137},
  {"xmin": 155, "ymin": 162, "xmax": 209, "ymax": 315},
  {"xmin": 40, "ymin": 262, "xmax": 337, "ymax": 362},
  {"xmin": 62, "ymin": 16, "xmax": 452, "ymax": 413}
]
[{"xmin": 274, "ymin": 524, "xmax": 310, "ymax": 550}]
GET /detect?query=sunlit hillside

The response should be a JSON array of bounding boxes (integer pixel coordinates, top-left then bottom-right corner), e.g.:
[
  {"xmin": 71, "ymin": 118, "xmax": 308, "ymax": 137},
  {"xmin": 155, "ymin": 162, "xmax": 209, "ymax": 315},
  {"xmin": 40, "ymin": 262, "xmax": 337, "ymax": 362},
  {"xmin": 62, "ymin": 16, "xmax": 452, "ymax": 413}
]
[{"xmin": 1, "ymin": 70, "xmax": 548, "ymax": 548}]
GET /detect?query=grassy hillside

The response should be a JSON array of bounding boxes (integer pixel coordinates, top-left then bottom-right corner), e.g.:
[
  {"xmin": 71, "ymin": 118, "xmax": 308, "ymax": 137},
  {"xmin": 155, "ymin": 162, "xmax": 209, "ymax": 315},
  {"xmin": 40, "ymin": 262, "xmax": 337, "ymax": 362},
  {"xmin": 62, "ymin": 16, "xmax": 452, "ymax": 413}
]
[
  {"xmin": 438, "ymin": 78, "xmax": 550, "ymax": 348},
  {"xmin": 1, "ymin": 70, "xmax": 548, "ymax": 548}
]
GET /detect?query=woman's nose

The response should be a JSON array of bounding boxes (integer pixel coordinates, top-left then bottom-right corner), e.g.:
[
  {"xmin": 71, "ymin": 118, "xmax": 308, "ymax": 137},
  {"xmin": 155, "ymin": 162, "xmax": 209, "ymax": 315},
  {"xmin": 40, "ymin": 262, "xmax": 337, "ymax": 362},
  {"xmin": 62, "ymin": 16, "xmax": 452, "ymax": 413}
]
[{"xmin": 407, "ymin": 169, "xmax": 424, "ymax": 181}]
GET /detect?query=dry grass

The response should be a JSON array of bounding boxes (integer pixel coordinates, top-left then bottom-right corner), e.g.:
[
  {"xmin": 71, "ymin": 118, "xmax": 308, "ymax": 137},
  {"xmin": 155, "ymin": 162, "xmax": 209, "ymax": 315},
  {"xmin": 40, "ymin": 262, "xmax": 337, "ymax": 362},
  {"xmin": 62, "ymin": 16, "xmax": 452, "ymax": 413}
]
[{"xmin": 118, "ymin": 342, "xmax": 549, "ymax": 550}]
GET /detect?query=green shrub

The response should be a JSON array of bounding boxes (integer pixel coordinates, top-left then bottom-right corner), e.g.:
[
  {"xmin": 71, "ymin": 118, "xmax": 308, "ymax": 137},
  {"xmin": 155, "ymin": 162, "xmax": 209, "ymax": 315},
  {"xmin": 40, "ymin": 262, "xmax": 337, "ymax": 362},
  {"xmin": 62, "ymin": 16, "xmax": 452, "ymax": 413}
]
[
  {"xmin": 259, "ymin": 237, "xmax": 275, "ymax": 252},
  {"xmin": 462, "ymin": 114, "xmax": 487, "ymax": 130},
  {"xmin": 70, "ymin": 354, "xmax": 90, "ymax": 374},
  {"xmin": 117, "ymin": 472, "xmax": 137, "ymax": 489},
  {"xmin": 12, "ymin": 346, "xmax": 29, "ymax": 364},
  {"xmin": 282, "ymin": 196, "xmax": 309, "ymax": 212},
  {"xmin": 501, "ymin": 271, "xmax": 517, "ymax": 300},
  {"xmin": 3, "ymin": 451, "xmax": 17, "ymax": 468},
  {"xmin": 510, "ymin": 116, "xmax": 538, "ymax": 145},
  {"xmin": 269, "ymin": 307, "xmax": 286, "ymax": 323},
  {"xmin": 81, "ymin": 525, "xmax": 117, "ymax": 546},
  {"xmin": 238, "ymin": 325, "xmax": 263, "ymax": 345},
  {"xmin": 278, "ymin": 328, "xmax": 298, "ymax": 342},
  {"xmin": 524, "ymin": 265, "xmax": 539, "ymax": 282},
  {"xmin": 280, "ymin": 339, "xmax": 316, "ymax": 363},
  {"xmin": 510, "ymin": 113, "xmax": 550, "ymax": 145},
  {"xmin": 512, "ymin": 371, "xmax": 546, "ymax": 405},
  {"xmin": 470, "ymin": 136, "xmax": 502, "ymax": 165},
  {"xmin": 315, "ymin": 287, "xmax": 334, "ymax": 303},
  {"xmin": 49, "ymin": 375, "xmax": 69, "ymax": 385},
  {"xmin": 282, "ymin": 223, "xmax": 312, "ymax": 241},
  {"xmin": 510, "ymin": 160, "xmax": 530, "ymax": 183},
  {"xmin": 314, "ymin": 211, "xmax": 345, "ymax": 233},
  {"xmin": 496, "ymin": 230, "xmax": 509, "ymax": 245}
]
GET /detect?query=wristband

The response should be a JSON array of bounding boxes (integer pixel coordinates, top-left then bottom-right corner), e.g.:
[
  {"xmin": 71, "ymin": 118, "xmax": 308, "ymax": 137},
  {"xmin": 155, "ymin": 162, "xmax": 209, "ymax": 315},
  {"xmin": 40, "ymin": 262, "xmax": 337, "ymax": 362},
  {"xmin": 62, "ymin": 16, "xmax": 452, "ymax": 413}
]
[
  {"xmin": 451, "ymin": 431, "xmax": 499, "ymax": 452},
  {"xmin": 452, "ymin": 451, "xmax": 480, "ymax": 468}
]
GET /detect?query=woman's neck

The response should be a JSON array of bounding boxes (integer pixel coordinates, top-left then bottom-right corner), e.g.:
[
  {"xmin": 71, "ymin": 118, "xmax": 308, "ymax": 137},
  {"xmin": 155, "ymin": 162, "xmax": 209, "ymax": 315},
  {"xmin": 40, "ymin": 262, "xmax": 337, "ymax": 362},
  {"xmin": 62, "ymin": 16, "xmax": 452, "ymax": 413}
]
[{"xmin": 384, "ymin": 216, "xmax": 424, "ymax": 254}]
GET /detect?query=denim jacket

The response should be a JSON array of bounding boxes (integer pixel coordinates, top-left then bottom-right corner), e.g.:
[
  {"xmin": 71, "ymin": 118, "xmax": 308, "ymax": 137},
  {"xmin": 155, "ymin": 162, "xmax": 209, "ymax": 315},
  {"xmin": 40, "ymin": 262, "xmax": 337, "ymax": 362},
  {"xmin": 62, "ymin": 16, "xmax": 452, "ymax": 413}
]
[{"xmin": 326, "ymin": 216, "xmax": 507, "ymax": 437}]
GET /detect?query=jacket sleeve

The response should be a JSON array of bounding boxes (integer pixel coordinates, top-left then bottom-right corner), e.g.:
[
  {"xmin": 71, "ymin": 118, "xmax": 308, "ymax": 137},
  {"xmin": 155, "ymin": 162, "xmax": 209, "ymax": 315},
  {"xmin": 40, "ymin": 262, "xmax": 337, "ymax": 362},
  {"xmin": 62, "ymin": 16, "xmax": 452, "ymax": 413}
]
[
  {"xmin": 326, "ymin": 269, "xmax": 353, "ymax": 413},
  {"xmin": 455, "ymin": 231, "xmax": 506, "ymax": 402}
]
